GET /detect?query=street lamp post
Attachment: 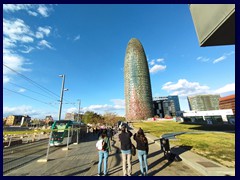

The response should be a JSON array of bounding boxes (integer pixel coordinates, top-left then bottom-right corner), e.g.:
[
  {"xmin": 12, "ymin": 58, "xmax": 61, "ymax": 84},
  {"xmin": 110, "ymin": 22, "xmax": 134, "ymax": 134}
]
[
  {"xmin": 58, "ymin": 74, "xmax": 68, "ymax": 120},
  {"xmin": 77, "ymin": 99, "xmax": 81, "ymax": 122}
]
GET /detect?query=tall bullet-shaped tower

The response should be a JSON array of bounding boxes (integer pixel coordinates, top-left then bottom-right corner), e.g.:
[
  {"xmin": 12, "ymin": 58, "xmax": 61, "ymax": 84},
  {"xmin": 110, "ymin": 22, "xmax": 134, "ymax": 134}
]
[{"xmin": 124, "ymin": 38, "xmax": 154, "ymax": 121}]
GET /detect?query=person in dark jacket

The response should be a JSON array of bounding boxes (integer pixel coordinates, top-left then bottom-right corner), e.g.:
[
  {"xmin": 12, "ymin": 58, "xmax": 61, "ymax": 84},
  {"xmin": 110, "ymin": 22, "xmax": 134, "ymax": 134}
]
[
  {"xmin": 119, "ymin": 124, "xmax": 132, "ymax": 176},
  {"xmin": 133, "ymin": 128, "xmax": 149, "ymax": 176}
]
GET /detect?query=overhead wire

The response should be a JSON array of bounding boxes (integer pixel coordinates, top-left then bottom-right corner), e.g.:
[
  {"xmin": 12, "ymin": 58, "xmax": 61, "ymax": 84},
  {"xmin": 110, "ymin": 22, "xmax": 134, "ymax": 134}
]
[
  {"xmin": 4, "ymin": 64, "xmax": 77, "ymax": 108},
  {"xmin": 8, "ymin": 81, "xmax": 58, "ymax": 101},
  {"xmin": 4, "ymin": 87, "xmax": 58, "ymax": 109},
  {"xmin": 3, "ymin": 64, "xmax": 60, "ymax": 98}
]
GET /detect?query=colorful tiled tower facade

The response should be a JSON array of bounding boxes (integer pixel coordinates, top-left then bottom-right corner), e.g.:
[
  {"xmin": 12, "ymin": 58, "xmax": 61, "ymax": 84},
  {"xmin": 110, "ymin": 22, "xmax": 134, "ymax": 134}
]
[{"xmin": 124, "ymin": 38, "xmax": 154, "ymax": 121}]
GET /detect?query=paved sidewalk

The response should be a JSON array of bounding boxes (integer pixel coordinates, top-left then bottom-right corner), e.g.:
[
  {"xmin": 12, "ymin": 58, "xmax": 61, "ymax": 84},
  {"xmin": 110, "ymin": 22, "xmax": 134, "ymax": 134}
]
[
  {"xmin": 4, "ymin": 126, "xmax": 235, "ymax": 176},
  {"xmin": 5, "ymin": 132, "xmax": 203, "ymax": 176}
]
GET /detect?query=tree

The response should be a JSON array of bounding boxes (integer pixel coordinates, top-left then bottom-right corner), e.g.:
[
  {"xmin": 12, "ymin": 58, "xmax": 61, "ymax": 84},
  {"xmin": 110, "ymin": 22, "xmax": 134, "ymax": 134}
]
[
  {"xmin": 103, "ymin": 112, "xmax": 126, "ymax": 126},
  {"xmin": 82, "ymin": 111, "xmax": 103, "ymax": 125}
]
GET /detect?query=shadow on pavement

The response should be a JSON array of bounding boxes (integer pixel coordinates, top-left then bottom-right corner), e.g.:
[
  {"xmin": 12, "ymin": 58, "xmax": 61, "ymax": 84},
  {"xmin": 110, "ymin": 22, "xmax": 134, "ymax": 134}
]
[{"xmin": 171, "ymin": 145, "xmax": 193, "ymax": 156}]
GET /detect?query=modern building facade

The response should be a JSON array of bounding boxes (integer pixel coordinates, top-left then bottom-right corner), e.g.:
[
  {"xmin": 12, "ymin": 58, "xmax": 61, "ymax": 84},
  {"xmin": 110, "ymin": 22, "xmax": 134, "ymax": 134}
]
[
  {"xmin": 153, "ymin": 95, "xmax": 181, "ymax": 118},
  {"xmin": 5, "ymin": 115, "xmax": 31, "ymax": 126},
  {"xmin": 187, "ymin": 94, "xmax": 220, "ymax": 111},
  {"xmin": 124, "ymin": 38, "xmax": 154, "ymax": 121},
  {"xmin": 183, "ymin": 109, "xmax": 234, "ymax": 125},
  {"xmin": 190, "ymin": 4, "xmax": 235, "ymax": 46},
  {"xmin": 219, "ymin": 94, "xmax": 235, "ymax": 115},
  {"xmin": 167, "ymin": 95, "xmax": 181, "ymax": 112}
]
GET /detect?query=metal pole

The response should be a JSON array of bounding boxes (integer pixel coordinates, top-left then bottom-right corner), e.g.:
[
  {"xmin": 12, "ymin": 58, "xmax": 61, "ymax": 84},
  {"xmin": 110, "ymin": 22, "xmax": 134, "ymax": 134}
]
[
  {"xmin": 78, "ymin": 99, "xmax": 81, "ymax": 122},
  {"xmin": 46, "ymin": 131, "xmax": 53, "ymax": 161},
  {"xmin": 58, "ymin": 74, "xmax": 65, "ymax": 120},
  {"xmin": 66, "ymin": 127, "xmax": 70, "ymax": 149}
]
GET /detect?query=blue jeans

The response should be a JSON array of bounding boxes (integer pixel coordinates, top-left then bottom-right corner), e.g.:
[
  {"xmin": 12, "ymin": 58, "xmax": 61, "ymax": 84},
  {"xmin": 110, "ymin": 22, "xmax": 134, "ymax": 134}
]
[
  {"xmin": 98, "ymin": 150, "xmax": 109, "ymax": 175},
  {"xmin": 138, "ymin": 150, "xmax": 148, "ymax": 175}
]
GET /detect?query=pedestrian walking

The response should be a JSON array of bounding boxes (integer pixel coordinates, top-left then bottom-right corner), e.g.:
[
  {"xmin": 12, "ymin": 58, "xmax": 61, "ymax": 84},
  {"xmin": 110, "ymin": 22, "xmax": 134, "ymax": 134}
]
[
  {"xmin": 119, "ymin": 124, "xmax": 133, "ymax": 176},
  {"xmin": 133, "ymin": 128, "xmax": 149, "ymax": 176},
  {"xmin": 96, "ymin": 129, "xmax": 111, "ymax": 176}
]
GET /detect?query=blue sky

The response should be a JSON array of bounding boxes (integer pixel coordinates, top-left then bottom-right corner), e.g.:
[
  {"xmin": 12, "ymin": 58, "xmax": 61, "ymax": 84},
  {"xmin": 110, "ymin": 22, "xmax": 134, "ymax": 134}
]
[{"xmin": 3, "ymin": 4, "xmax": 235, "ymax": 119}]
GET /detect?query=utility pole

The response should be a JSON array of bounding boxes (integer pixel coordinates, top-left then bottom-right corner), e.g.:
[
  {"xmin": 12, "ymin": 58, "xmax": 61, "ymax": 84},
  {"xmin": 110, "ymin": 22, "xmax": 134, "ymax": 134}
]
[
  {"xmin": 77, "ymin": 99, "xmax": 81, "ymax": 122},
  {"xmin": 58, "ymin": 74, "xmax": 68, "ymax": 120}
]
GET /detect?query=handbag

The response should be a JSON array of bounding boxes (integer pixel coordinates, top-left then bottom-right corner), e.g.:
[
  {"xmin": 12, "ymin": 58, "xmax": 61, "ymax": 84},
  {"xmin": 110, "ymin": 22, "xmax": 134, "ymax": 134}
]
[{"xmin": 131, "ymin": 144, "xmax": 136, "ymax": 156}]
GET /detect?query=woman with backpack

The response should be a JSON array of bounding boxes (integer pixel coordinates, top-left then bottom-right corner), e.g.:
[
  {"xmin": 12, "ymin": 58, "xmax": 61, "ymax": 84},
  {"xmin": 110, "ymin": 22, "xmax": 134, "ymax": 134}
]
[
  {"xmin": 133, "ymin": 128, "xmax": 149, "ymax": 176},
  {"xmin": 96, "ymin": 129, "xmax": 111, "ymax": 176}
]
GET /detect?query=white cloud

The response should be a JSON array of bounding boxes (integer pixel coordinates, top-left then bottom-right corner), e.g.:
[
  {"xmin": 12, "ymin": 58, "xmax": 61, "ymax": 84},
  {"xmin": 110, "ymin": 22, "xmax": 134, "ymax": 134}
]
[
  {"xmin": 196, "ymin": 56, "xmax": 210, "ymax": 62},
  {"xmin": 37, "ymin": 5, "xmax": 49, "ymax": 17},
  {"xmin": 3, "ymin": 4, "xmax": 32, "ymax": 12},
  {"xmin": 162, "ymin": 79, "xmax": 210, "ymax": 97},
  {"xmin": 197, "ymin": 51, "xmax": 234, "ymax": 64},
  {"xmin": 3, "ymin": 105, "xmax": 58, "ymax": 119},
  {"xmin": 3, "ymin": 76, "xmax": 11, "ymax": 84},
  {"xmin": 21, "ymin": 46, "xmax": 34, "ymax": 53},
  {"xmin": 3, "ymin": 4, "xmax": 54, "ymax": 85},
  {"xmin": 38, "ymin": 26, "xmax": 51, "ymax": 36},
  {"xmin": 150, "ymin": 64, "xmax": 166, "ymax": 73},
  {"xmin": 156, "ymin": 58, "xmax": 164, "ymax": 62},
  {"xmin": 3, "ymin": 48, "xmax": 32, "ymax": 84},
  {"xmin": 36, "ymin": 32, "xmax": 44, "ymax": 39},
  {"xmin": 213, "ymin": 56, "xmax": 226, "ymax": 64},
  {"xmin": 28, "ymin": 10, "xmax": 38, "ymax": 16},
  {"xmin": 3, "ymin": 51, "xmax": 27, "ymax": 75},
  {"xmin": 38, "ymin": 40, "xmax": 54, "ymax": 49},
  {"xmin": 4, "ymin": 105, "xmax": 38, "ymax": 117},
  {"xmin": 3, "ymin": 18, "xmax": 34, "ymax": 45},
  {"xmin": 110, "ymin": 99, "xmax": 125, "ymax": 107},
  {"xmin": 213, "ymin": 83, "xmax": 235, "ymax": 94},
  {"xmin": 162, "ymin": 79, "xmax": 235, "ymax": 99},
  {"xmin": 35, "ymin": 26, "xmax": 51, "ymax": 39},
  {"xmin": 224, "ymin": 51, "xmax": 235, "ymax": 56},
  {"xmin": 74, "ymin": 35, "xmax": 80, "ymax": 41},
  {"xmin": 69, "ymin": 99, "xmax": 125, "ymax": 116},
  {"xmin": 149, "ymin": 60, "xmax": 155, "ymax": 65},
  {"xmin": 18, "ymin": 88, "xmax": 26, "ymax": 93},
  {"xmin": 66, "ymin": 107, "xmax": 78, "ymax": 113},
  {"xmin": 3, "ymin": 4, "xmax": 52, "ymax": 18}
]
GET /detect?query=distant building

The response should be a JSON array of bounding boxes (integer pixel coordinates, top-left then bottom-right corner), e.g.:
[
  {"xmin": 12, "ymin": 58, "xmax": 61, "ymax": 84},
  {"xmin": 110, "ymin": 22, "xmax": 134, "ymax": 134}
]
[
  {"xmin": 187, "ymin": 94, "xmax": 220, "ymax": 111},
  {"xmin": 167, "ymin": 95, "xmax": 181, "ymax": 112},
  {"xmin": 183, "ymin": 109, "xmax": 234, "ymax": 125},
  {"xmin": 65, "ymin": 112, "xmax": 81, "ymax": 121},
  {"xmin": 219, "ymin": 94, "xmax": 235, "ymax": 115},
  {"xmin": 5, "ymin": 115, "xmax": 31, "ymax": 126},
  {"xmin": 153, "ymin": 95, "xmax": 181, "ymax": 118},
  {"xmin": 3, "ymin": 117, "xmax": 7, "ymax": 125},
  {"xmin": 44, "ymin": 115, "xmax": 54, "ymax": 125}
]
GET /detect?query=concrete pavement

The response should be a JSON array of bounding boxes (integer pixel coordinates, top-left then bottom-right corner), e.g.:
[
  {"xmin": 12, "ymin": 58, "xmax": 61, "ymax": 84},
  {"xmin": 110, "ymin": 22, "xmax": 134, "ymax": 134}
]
[
  {"xmin": 4, "ymin": 126, "xmax": 235, "ymax": 176},
  {"xmin": 4, "ymin": 131, "xmax": 201, "ymax": 176}
]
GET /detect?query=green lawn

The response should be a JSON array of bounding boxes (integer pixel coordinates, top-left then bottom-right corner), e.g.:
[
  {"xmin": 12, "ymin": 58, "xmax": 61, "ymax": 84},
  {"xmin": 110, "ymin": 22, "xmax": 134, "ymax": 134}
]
[
  {"xmin": 3, "ymin": 129, "xmax": 51, "ymax": 136},
  {"xmin": 133, "ymin": 121, "xmax": 235, "ymax": 168}
]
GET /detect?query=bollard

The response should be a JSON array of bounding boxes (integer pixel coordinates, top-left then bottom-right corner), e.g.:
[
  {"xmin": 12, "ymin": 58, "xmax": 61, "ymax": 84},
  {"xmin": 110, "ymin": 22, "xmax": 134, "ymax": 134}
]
[
  {"xmin": 37, "ymin": 130, "xmax": 52, "ymax": 162},
  {"xmin": 4, "ymin": 136, "xmax": 12, "ymax": 148},
  {"xmin": 74, "ymin": 127, "xmax": 79, "ymax": 145}
]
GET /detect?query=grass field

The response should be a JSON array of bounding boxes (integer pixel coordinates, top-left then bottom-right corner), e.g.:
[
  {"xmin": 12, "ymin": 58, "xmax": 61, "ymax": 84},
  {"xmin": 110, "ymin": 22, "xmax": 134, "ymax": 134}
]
[{"xmin": 133, "ymin": 121, "xmax": 235, "ymax": 168}]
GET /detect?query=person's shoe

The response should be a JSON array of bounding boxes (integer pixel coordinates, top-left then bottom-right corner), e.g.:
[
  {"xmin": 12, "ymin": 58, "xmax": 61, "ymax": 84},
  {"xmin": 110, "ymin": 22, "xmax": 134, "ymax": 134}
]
[{"xmin": 97, "ymin": 173, "xmax": 101, "ymax": 176}]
